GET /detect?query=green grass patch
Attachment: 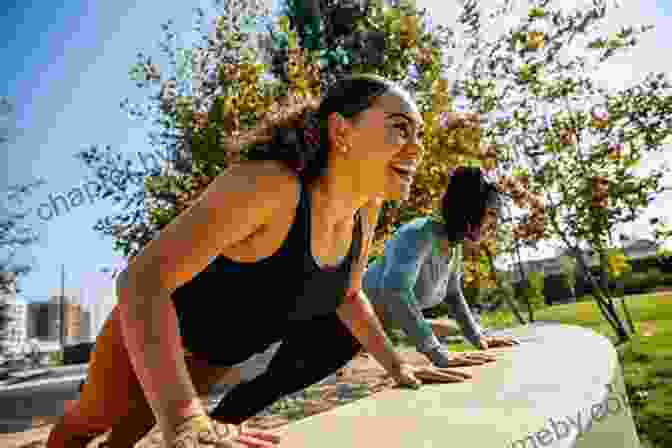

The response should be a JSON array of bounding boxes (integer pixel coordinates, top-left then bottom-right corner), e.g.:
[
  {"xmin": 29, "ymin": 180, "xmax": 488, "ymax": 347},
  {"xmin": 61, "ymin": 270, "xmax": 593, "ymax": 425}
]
[{"xmin": 474, "ymin": 293, "xmax": 672, "ymax": 448}]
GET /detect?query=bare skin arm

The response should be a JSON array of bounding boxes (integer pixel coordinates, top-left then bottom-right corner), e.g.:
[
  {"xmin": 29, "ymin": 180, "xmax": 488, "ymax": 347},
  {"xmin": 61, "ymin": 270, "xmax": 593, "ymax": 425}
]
[
  {"xmin": 336, "ymin": 199, "xmax": 406, "ymax": 375},
  {"xmin": 116, "ymin": 160, "xmax": 297, "ymax": 442}
]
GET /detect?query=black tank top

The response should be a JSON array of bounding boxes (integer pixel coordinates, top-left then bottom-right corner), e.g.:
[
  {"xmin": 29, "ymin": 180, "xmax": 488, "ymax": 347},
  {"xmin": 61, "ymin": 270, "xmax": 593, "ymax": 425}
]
[{"xmin": 170, "ymin": 176, "xmax": 363, "ymax": 366}]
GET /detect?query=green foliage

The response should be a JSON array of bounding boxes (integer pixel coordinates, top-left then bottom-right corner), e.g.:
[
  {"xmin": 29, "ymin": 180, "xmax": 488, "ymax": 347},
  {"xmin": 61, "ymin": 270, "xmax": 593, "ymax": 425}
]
[
  {"xmin": 576, "ymin": 294, "xmax": 596, "ymax": 303},
  {"xmin": 520, "ymin": 271, "xmax": 545, "ymax": 310},
  {"xmin": 462, "ymin": 284, "xmax": 482, "ymax": 308},
  {"xmin": 558, "ymin": 255, "xmax": 577, "ymax": 290},
  {"xmin": 480, "ymin": 281, "xmax": 515, "ymax": 310},
  {"xmin": 611, "ymin": 268, "xmax": 670, "ymax": 295},
  {"xmin": 1, "ymin": 178, "xmax": 45, "ymax": 294},
  {"xmin": 479, "ymin": 308, "xmax": 517, "ymax": 330},
  {"xmin": 47, "ymin": 351, "xmax": 64, "ymax": 367}
]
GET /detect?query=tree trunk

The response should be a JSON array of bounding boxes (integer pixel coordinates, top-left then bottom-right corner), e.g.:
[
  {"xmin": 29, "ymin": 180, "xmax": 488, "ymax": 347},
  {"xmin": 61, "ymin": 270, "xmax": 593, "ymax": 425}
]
[
  {"xmin": 573, "ymin": 249, "xmax": 630, "ymax": 343},
  {"xmin": 484, "ymin": 246, "xmax": 526, "ymax": 326},
  {"xmin": 514, "ymin": 245, "xmax": 535, "ymax": 322},
  {"xmin": 620, "ymin": 295, "xmax": 636, "ymax": 334}
]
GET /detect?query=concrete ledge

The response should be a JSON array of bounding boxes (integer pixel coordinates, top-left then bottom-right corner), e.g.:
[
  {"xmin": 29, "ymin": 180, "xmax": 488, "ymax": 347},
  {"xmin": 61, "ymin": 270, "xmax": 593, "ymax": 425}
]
[{"xmin": 279, "ymin": 323, "xmax": 640, "ymax": 448}]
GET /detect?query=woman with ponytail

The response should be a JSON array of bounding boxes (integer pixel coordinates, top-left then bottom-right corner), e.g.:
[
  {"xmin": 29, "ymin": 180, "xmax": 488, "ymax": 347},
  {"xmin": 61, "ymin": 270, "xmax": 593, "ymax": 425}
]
[
  {"xmin": 363, "ymin": 166, "xmax": 519, "ymax": 369},
  {"xmin": 47, "ymin": 74, "xmax": 469, "ymax": 448}
]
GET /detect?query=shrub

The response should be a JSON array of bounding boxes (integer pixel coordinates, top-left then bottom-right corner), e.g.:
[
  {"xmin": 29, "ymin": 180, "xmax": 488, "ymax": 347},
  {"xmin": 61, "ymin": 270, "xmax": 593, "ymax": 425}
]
[
  {"xmin": 47, "ymin": 351, "xmax": 64, "ymax": 367},
  {"xmin": 423, "ymin": 302, "xmax": 451, "ymax": 319},
  {"xmin": 519, "ymin": 271, "xmax": 545, "ymax": 310},
  {"xmin": 662, "ymin": 273, "xmax": 672, "ymax": 286},
  {"xmin": 620, "ymin": 270, "xmax": 657, "ymax": 295},
  {"xmin": 644, "ymin": 268, "xmax": 664, "ymax": 289}
]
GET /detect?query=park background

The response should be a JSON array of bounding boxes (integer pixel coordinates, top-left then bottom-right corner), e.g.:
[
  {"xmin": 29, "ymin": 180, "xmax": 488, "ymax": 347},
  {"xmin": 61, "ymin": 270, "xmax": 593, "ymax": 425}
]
[{"xmin": 1, "ymin": 0, "xmax": 671, "ymax": 310}]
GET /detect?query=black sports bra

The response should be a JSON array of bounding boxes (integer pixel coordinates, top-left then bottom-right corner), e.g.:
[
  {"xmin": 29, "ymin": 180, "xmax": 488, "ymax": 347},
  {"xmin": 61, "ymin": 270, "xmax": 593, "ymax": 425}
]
[{"xmin": 170, "ymin": 175, "xmax": 363, "ymax": 365}]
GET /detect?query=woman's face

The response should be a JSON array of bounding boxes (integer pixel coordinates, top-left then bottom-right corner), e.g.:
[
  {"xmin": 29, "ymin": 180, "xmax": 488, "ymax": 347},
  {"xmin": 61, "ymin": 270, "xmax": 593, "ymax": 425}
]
[{"xmin": 333, "ymin": 88, "xmax": 424, "ymax": 201}]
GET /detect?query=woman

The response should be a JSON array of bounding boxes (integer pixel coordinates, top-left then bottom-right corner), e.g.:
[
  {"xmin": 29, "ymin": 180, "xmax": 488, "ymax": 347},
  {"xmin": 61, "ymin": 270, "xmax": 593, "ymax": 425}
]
[
  {"xmin": 47, "ymin": 75, "xmax": 472, "ymax": 448},
  {"xmin": 363, "ymin": 166, "xmax": 518, "ymax": 369}
]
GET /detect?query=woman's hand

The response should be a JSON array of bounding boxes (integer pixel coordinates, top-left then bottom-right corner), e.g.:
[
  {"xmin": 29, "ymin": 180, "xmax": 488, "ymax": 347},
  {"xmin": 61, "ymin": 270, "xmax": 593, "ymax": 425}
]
[
  {"xmin": 169, "ymin": 415, "xmax": 283, "ymax": 448},
  {"xmin": 423, "ymin": 345, "xmax": 496, "ymax": 368},
  {"xmin": 390, "ymin": 362, "xmax": 472, "ymax": 389},
  {"xmin": 478, "ymin": 335, "xmax": 519, "ymax": 350}
]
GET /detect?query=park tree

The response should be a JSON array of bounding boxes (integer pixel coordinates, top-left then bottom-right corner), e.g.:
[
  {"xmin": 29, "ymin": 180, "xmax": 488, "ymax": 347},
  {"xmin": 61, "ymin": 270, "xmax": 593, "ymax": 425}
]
[
  {"xmin": 433, "ymin": 0, "xmax": 672, "ymax": 343},
  {"xmin": 0, "ymin": 98, "xmax": 44, "ymax": 295},
  {"xmin": 0, "ymin": 97, "xmax": 44, "ymax": 339},
  {"xmin": 75, "ymin": 0, "xmax": 544, "ymax": 311},
  {"xmin": 73, "ymin": 0, "xmax": 672, "ymax": 346},
  {"xmin": 558, "ymin": 254, "xmax": 577, "ymax": 300}
]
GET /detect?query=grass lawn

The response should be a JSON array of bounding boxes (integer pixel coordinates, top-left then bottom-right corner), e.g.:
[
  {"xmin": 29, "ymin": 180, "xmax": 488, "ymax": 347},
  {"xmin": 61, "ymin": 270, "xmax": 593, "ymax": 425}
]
[{"xmin": 431, "ymin": 292, "xmax": 672, "ymax": 448}]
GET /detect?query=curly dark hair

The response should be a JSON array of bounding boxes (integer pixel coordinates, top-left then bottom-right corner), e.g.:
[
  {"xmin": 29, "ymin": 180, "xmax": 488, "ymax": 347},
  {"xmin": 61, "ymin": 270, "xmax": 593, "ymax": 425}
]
[
  {"xmin": 440, "ymin": 166, "xmax": 501, "ymax": 243},
  {"xmin": 243, "ymin": 74, "xmax": 399, "ymax": 184}
]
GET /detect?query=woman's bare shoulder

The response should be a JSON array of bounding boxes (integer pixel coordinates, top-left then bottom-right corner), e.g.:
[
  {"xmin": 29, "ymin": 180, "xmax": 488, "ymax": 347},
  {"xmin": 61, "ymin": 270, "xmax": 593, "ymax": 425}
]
[{"xmin": 122, "ymin": 159, "xmax": 299, "ymax": 293}]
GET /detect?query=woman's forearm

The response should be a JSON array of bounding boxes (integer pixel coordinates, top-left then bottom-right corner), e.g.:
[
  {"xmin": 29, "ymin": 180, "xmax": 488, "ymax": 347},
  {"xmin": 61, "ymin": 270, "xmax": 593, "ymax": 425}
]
[
  {"xmin": 117, "ymin": 273, "xmax": 203, "ymax": 440},
  {"xmin": 444, "ymin": 283, "xmax": 484, "ymax": 347},
  {"xmin": 336, "ymin": 290, "xmax": 405, "ymax": 375}
]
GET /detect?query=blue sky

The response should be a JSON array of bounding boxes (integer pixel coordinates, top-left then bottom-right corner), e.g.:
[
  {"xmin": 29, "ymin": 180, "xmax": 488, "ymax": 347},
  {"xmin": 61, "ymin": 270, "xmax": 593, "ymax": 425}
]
[
  {"xmin": 1, "ymin": 0, "xmax": 671, "ymax": 305},
  {"xmin": 0, "ymin": 0, "xmax": 247, "ymax": 303}
]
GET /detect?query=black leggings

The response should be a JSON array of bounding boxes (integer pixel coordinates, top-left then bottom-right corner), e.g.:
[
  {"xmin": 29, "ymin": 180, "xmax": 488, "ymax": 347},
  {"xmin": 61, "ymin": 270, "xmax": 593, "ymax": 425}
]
[{"xmin": 210, "ymin": 311, "xmax": 362, "ymax": 424}]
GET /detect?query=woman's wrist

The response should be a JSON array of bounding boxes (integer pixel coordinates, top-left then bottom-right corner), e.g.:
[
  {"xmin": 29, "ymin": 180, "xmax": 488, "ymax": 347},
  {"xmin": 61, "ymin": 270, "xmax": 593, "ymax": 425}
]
[
  {"xmin": 161, "ymin": 398, "xmax": 208, "ymax": 441},
  {"xmin": 174, "ymin": 414, "xmax": 211, "ymax": 435},
  {"xmin": 174, "ymin": 398, "xmax": 207, "ymax": 422}
]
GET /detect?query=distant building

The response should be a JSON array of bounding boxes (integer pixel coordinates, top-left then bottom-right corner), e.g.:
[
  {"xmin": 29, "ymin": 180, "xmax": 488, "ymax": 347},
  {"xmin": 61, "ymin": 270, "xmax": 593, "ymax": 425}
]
[
  {"xmin": 58, "ymin": 297, "xmax": 82, "ymax": 345},
  {"xmin": 26, "ymin": 301, "xmax": 61, "ymax": 342},
  {"xmin": 78, "ymin": 309, "xmax": 92, "ymax": 343},
  {"xmin": 505, "ymin": 239, "xmax": 661, "ymax": 283},
  {"xmin": 0, "ymin": 297, "xmax": 28, "ymax": 355},
  {"xmin": 89, "ymin": 284, "xmax": 117, "ymax": 339}
]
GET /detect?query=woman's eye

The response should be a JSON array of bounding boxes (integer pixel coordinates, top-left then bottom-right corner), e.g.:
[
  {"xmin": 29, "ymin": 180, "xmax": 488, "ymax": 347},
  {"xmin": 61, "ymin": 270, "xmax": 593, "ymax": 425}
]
[{"xmin": 394, "ymin": 124, "xmax": 409, "ymax": 138}]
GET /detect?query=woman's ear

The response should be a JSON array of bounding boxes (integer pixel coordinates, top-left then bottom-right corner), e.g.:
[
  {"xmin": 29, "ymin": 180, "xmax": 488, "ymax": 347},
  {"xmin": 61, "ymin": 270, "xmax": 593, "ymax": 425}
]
[{"xmin": 327, "ymin": 112, "xmax": 352, "ymax": 154}]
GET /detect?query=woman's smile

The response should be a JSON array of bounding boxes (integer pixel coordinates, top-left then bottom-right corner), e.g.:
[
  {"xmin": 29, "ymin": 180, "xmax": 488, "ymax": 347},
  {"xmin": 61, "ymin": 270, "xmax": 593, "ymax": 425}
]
[{"xmin": 390, "ymin": 161, "xmax": 416, "ymax": 185}]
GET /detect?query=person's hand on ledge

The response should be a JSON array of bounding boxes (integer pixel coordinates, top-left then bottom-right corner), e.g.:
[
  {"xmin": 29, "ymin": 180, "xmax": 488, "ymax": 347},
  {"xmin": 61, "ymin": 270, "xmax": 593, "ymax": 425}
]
[
  {"xmin": 424, "ymin": 345, "xmax": 496, "ymax": 368},
  {"xmin": 478, "ymin": 335, "xmax": 519, "ymax": 350},
  {"xmin": 390, "ymin": 362, "xmax": 472, "ymax": 389},
  {"xmin": 169, "ymin": 415, "xmax": 282, "ymax": 448}
]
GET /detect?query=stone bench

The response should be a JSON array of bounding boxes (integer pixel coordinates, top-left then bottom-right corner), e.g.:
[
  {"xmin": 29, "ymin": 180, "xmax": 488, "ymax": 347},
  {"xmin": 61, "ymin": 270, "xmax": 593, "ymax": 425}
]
[{"xmin": 278, "ymin": 323, "xmax": 641, "ymax": 448}]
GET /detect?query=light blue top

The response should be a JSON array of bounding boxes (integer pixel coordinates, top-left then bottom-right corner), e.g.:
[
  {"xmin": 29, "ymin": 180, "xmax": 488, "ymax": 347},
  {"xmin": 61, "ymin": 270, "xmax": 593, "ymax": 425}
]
[{"xmin": 363, "ymin": 217, "xmax": 486, "ymax": 351}]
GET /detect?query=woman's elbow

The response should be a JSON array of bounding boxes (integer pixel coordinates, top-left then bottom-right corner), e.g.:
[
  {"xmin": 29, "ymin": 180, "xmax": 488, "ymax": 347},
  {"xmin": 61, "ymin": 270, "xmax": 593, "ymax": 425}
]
[
  {"xmin": 115, "ymin": 269, "xmax": 130, "ymax": 304},
  {"xmin": 115, "ymin": 269, "xmax": 156, "ymax": 311}
]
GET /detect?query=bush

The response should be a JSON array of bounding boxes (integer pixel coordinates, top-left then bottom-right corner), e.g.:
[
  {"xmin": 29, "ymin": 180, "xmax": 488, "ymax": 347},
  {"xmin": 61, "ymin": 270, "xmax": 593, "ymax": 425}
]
[
  {"xmin": 645, "ymin": 268, "xmax": 664, "ymax": 289},
  {"xmin": 663, "ymin": 273, "xmax": 672, "ymax": 286},
  {"xmin": 519, "ymin": 272, "xmax": 545, "ymax": 310},
  {"xmin": 619, "ymin": 269, "xmax": 661, "ymax": 295},
  {"xmin": 462, "ymin": 284, "xmax": 482, "ymax": 307},
  {"xmin": 47, "ymin": 351, "xmax": 63, "ymax": 367},
  {"xmin": 480, "ymin": 283, "xmax": 514, "ymax": 310},
  {"xmin": 423, "ymin": 302, "xmax": 451, "ymax": 319}
]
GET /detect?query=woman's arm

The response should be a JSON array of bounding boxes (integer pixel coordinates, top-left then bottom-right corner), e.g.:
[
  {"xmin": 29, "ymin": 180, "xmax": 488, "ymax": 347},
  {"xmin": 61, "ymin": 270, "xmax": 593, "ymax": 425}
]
[
  {"xmin": 336, "ymin": 199, "xmax": 405, "ymax": 375},
  {"xmin": 374, "ymin": 221, "xmax": 442, "ymax": 354},
  {"xmin": 443, "ymin": 271, "xmax": 486, "ymax": 348},
  {"xmin": 442, "ymin": 244, "xmax": 486, "ymax": 347},
  {"xmin": 117, "ymin": 160, "xmax": 297, "ymax": 441}
]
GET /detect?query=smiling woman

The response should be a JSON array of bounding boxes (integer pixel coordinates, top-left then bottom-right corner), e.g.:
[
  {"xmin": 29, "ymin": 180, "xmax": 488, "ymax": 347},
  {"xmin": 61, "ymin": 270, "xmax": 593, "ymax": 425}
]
[{"xmin": 46, "ymin": 74, "xmax": 467, "ymax": 448}]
